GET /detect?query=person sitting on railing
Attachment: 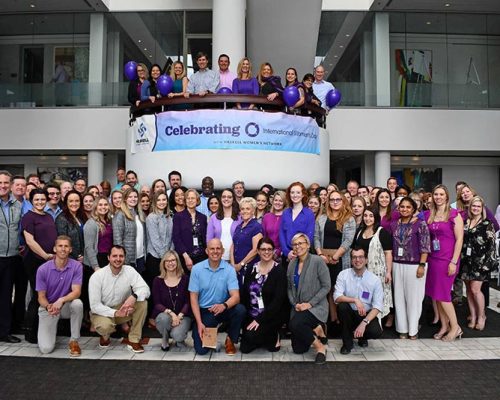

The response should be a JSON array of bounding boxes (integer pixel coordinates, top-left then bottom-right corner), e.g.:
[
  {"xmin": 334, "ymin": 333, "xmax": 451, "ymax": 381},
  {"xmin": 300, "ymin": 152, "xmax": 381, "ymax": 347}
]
[
  {"xmin": 232, "ymin": 57, "xmax": 259, "ymax": 110},
  {"xmin": 284, "ymin": 67, "xmax": 305, "ymax": 113},
  {"xmin": 257, "ymin": 62, "xmax": 283, "ymax": 111},
  {"xmin": 167, "ymin": 61, "xmax": 191, "ymax": 111},
  {"xmin": 185, "ymin": 52, "xmax": 219, "ymax": 98},
  {"xmin": 128, "ymin": 63, "xmax": 148, "ymax": 107}
]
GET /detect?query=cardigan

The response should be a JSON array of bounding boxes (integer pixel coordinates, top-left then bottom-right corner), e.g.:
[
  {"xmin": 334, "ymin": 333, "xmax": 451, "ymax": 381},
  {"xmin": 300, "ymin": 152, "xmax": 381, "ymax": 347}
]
[
  {"xmin": 287, "ymin": 253, "xmax": 331, "ymax": 322},
  {"xmin": 112, "ymin": 209, "xmax": 146, "ymax": 265},
  {"xmin": 314, "ymin": 215, "xmax": 356, "ymax": 270},
  {"xmin": 206, "ymin": 213, "xmax": 241, "ymax": 242},
  {"xmin": 146, "ymin": 212, "xmax": 174, "ymax": 259},
  {"xmin": 172, "ymin": 209, "xmax": 207, "ymax": 256}
]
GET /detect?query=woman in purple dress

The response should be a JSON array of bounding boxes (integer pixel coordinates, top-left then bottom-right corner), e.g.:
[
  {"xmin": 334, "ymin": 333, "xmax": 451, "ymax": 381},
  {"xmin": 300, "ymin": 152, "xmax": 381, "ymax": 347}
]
[
  {"xmin": 425, "ymin": 184, "xmax": 464, "ymax": 341},
  {"xmin": 232, "ymin": 57, "xmax": 259, "ymax": 109},
  {"xmin": 262, "ymin": 190, "xmax": 287, "ymax": 260}
]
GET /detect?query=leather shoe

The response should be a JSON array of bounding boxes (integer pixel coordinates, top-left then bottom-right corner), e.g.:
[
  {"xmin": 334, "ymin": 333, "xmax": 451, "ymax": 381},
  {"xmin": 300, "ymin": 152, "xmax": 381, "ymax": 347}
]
[
  {"xmin": 358, "ymin": 338, "xmax": 368, "ymax": 347},
  {"xmin": 225, "ymin": 336, "xmax": 236, "ymax": 355},
  {"xmin": 0, "ymin": 335, "xmax": 21, "ymax": 344},
  {"xmin": 314, "ymin": 352, "xmax": 326, "ymax": 365},
  {"xmin": 127, "ymin": 342, "xmax": 145, "ymax": 353},
  {"xmin": 99, "ymin": 336, "xmax": 111, "ymax": 348},
  {"xmin": 68, "ymin": 340, "xmax": 81, "ymax": 357},
  {"xmin": 340, "ymin": 345, "xmax": 352, "ymax": 355}
]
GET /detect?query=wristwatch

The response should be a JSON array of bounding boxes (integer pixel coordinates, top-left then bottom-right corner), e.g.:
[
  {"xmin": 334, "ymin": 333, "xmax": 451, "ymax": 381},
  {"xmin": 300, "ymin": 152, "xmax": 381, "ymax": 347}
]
[
  {"xmin": 223, "ymin": 302, "xmax": 229, "ymax": 310},
  {"xmin": 362, "ymin": 318, "xmax": 369, "ymax": 324}
]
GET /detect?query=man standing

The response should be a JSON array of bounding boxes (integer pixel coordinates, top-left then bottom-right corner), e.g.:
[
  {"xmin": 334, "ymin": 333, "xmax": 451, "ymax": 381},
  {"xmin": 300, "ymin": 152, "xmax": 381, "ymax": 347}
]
[
  {"xmin": 44, "ymin": 184, "xmax": 62, "ymax": 220},
  {"xmin": 334, "ymin": 248, "xmax": 383, "ymax": 354},
  {"xmin": 189, "ymin": 238, "xmax": 245, "ymax": 355},
  {"xmin": 26, "ymin": 173, "xmax": 41, "ymax": 188},
  {"xmin": 113, "ymin": 167, "xmax": 126, "ymax": 191},
  {"xmin": 196, "ymin": 176, "xmax": 215, "ymax": 217},
  {"xmin": 0, "ymin": 170, "xmax": 22, "ymax": 344},
  {"xmin": 89, "ymin": 245, "xmax": 150, "ymax": 353},
  {"xmin": 186, "ymin": 52, "xmax": 219, "ymax": 97},
  {"xmin": 167, "ymin": 170, "xmax": 182, "ymax": 198},
  {"xmin": 73, "ymin": 178, "xmax": 87, "ymax": 194},
  {"xmin": 59, "ymin": 181, "xmax": 72, "ymax": 201},
  {"xmin": 217, "ymin": 54, "xmax": 236, "ymax": 91},
  {"xmin": 36, "ymin": 236, "xmax": 83, "ymax": 356},
  {"xmin": 11, "ymin": 175, "xmax": 31, "ymax": 216},
  {"xmin": 346, "ymin": 180, "xmax": 359, "ymax": 198},
  {"xmin": 312, "ymin": 65, "xmax": 335, "ymax": 110},
  {"xmin": 232, "ymin": 180, "xmax": 245, "ymax": 204},
  {"xmin": 125, "ymin": 170, "xmax": 140, "ymax": 191}
]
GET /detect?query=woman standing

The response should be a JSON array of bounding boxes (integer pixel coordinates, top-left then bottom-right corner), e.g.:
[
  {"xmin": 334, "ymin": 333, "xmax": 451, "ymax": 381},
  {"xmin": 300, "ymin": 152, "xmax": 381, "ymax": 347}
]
[
  {"xmin": 279, "ymin": 182, "xmax": 315, "ymax": 266},
  {"xmin": 425, "ymin": 185, "xmax": 464, "ymax": 341},
  {"xmin": 207, "ymin": 195, "xmax": 220, "ymax": 216},
  {"xmin": 140, "ymin": 193, "xmax": 151, "ymax": 217},
  {"xmin": 255, "ymin": 191, "xmax": 269, "ymax": 224},
  {"xmin": 151, "ymin": 251, "xmax": 191, "ymax": 351},
  {"xmin": 375, "ymin": 188, "xmax": 395, "ymax": 232},
  {"xmin": 56, "ymin": 190, "xmax": 86, "ymax": 262},
  {"xmin": 354, "ymin": 207, "xmax": 393, "ymax": 320},
  {"xmin": 82, "ymin": 193, "xmax": 95, "ymax": 220},
  {"xmin": 257, "ymin": 62, "xmax": 283, "ymax": 102},
  {"xmin": 128, "ymin": 62, "xmax": 148, "ymax": 107},
  {"xmin": 172, "ymin": 189, "xmax": 207, "ymax": 273},
  {"xmin": 140, "ymin": 64, "xmax": 161, "ymax": 103},
  {"xmin": 284, "ymin": 67, "xmax": 305, "ymax": 111},
  {"xmin": 287, "ymin": 233, "xmax": 330, "ymax": 364},
  {"xmin": 110, "ymin": 190, "xmax": 122, "ymax": 216},
  {"xmin": 262, "ymin": 190, "xmax": 286, "ymax": 260},
  {"xmin": 230, "ymin": 197, "xmax": 263, "ymax": 285},
  {"xmin": 151, "ymin": 179, "xmax": 167, "ymax": 195},
  {"xmin": 206, "ymin": 188, "xmax": 241, "ymax": 261},
  {"xmin": 390, "ymin": 199, "xmax": 431, "ymax": 339},
  {"xmin": 169, "ymin": 186, "xmax": 187, "ymax": 216},
  {"xmin": 351, "ymin": 196, "xmax": 367, "ymax": 228},
  {"xmin": 232, "ymin": 57, "xmax": 259, "ymax": 109},
  {"xmin": 307, "ymin": 195, "xmax": 322, "ymax": 220},
  {"xmin": 314, "ymin": 190, "xmax": 355, "ymax": 325},
  {"xmin": 461, "ymin": 196, "xmax": 496, "ymax": 331},
  {"xmin": 240, "ymin": 238, "xmax": 288, "ymax": 353},
  {"xmin": 83, "ymin": 196, "xmax": 113, "ymax": 270},
  {"xmin": 112, "ymin": 188, "xmax": 146, "ymax": 272},
  {"xmin": 167, "ymin": 61, "xmax": 190, "ymax": 110}
]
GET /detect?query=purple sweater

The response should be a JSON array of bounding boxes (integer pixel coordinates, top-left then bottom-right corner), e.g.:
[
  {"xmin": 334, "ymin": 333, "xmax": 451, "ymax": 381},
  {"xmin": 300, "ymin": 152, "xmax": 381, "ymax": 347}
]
[
  {"xmin": 151, "ymin": 275, "xmax": 190, "ymax": 319},
  {"xmin": 206, "ymin": 213, "xmax": 242, "ymax": 242}
]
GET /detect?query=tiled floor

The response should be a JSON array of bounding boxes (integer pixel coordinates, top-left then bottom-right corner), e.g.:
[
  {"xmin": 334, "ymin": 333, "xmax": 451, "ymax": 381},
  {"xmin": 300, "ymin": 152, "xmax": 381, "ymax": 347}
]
[{"xmin": 1, "ymin": 288, "xmax": 499, "ymax": 363}]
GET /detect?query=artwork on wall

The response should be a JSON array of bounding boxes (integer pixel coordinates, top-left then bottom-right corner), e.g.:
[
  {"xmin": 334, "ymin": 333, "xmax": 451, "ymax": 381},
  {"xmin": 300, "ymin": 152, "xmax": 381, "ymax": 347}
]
[
  {"xmin": 402, "ymin": 168, "xmax": 442, "ymax": 192},
  {"xmin": 37, "ymin": 167, "xmax": 87, "ymax": 184},
  {"xmin": 395, "ymin": 49, "xmax": 433, "ymax": 107}
]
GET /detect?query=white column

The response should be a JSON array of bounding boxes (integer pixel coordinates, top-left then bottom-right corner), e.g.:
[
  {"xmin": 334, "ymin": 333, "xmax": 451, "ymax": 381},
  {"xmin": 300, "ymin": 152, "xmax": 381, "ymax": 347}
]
[
  {"xmin": 361, "ymin": 31, "xmax": 374, "ymax": 106},
  {"xmin": 363, "ymin": 153, "xmax": 375, "ymax": 186},
  {"xmin": 88, "ymin": 150, "xmax": 104, "ymax": 185},
  {"xmin": 373, "ymin": 13, "xmax": 390, "ymax": 107},
  {"xmin": 212, "ymin": 0, "xmax": 245, "ymax": 68},
  {"xmin": 106, "ymin": 31, "xmax": 122, "ymax": 106},
  {"xmin": 374, "ymin": 151, "xmax": 391, "ymax": 188},
  {"xmin": 89, "ymin": 14, "xmax": 107, "ymax": 106}
]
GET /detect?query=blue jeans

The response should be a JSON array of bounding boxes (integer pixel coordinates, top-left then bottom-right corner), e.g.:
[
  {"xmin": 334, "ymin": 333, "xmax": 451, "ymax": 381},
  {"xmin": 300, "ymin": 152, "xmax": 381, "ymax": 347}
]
[{"xmin": 192, "ymin": 304, "xmax": 246, "ymax": 355}]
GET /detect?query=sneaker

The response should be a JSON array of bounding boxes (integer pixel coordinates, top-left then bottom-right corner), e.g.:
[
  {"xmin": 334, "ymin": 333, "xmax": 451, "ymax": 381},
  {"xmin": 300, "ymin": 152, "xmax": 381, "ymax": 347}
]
[
  {"xmin": 99, "ymin": 336, "xmax": 111, "ymax": 348},
  {"xmin": 68, "ymin": 340, "xmax": 81, "ymax": 357},
  {"xmin": 127, "ymin": 342, "xmax": 145, "ymax": 353},
  {"xmin": 225, "ymin": 336, "xmax": 236, "ymax": 356},
  {"xmin": 314, "ymin": 352, "xmax": 326, "ymax": 365}
]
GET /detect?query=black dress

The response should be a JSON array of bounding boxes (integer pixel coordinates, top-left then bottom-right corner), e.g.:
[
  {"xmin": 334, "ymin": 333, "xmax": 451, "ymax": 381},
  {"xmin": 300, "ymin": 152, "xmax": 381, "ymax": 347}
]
[{"xmin": 461, "ymin": 219, "xmax": 497, "ymax": 281}]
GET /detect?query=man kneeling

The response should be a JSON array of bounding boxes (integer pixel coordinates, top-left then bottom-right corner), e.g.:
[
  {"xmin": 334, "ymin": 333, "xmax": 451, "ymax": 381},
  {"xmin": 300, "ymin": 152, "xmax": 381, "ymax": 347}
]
[
  {"xmin": 89, "ymin": 245, "xmax": 150, "ymax": 353},
  {"xmin": 36, "ymin": 236, "xmax": 83, "ymax": 357},
  {"xmin": 334, "ymin": 247, "xmax": 383, "ymax": 354}
]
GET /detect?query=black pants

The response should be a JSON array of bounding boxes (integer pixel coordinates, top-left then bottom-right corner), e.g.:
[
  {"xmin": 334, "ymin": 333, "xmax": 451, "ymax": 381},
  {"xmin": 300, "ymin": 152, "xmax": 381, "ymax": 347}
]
[
  {"xmin": 145, "ymin": 254, "xmax": 161, "ymax": 318},
  {"xmin": 337, "ymin": 302, "xmax": 382, "ymax": 348},
  {"xmin": 289, "ymin": 310, "xmax": 322, "ymax": 354},
  {"xmin": 23, "ymin": 253, "xmax": 45, "ymax": 343},
  {"xmin": 11, "ymin": 255, "xmax": 27, "ymax": 329},
  {"xmin": 0, "ymin": 256, "xmax": 16, "ymax": 337},
  {"xmin": 240, "ymin": 318, "xmax": 281, "ymax": 353}
]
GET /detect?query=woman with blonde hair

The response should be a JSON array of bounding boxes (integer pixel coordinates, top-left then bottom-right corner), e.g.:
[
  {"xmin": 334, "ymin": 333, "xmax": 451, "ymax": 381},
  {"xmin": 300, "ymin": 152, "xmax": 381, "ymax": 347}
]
[
  {"xmin": 151, "ymin": 250, "xmax": 191, "ymax": 351},
  {"xmin": 262, "ymin": 190, "xmax": 287, "ymax": 259},
  {"xmin": 232, "ymin": 57, "xmax": 259, "ymax": 109},
  {"xmin": 168, "ymin": 60, "xmax": 191, "ymax": 110}
]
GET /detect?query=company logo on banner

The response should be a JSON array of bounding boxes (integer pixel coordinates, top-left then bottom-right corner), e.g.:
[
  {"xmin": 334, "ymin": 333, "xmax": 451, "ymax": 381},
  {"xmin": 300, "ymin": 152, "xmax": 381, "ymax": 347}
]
[{"xmin": 130, "ymin": 109, "xmax": 320, "ymax": 155}]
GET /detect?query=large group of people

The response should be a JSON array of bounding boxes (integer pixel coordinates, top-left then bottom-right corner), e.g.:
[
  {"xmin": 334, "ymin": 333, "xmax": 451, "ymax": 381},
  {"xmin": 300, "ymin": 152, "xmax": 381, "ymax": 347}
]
[
  {"xmin": 0, "ymin": 168, "xmax": 498, "ymax": 364},
  {"xmin": 129, "ymin": 52, "xmax": 332, "ymax": 122}
]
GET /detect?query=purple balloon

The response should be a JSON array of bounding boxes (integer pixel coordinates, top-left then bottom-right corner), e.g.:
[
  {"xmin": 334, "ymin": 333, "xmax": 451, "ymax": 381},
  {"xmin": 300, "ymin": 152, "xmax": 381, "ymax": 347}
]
[
  {"xmin": 157, "ymin": 74, "xmax": 174, "ymax": 96},
  {"xmin": 124, "ymin": 61, "xmax": 137, "ymax": 81},
  {"xmin": 326, "ymin": 88, "xmax": 342, "ymax": 108},
  {"xmin": 283, "ymin": 86, "xmax": 300, "ymax": 107},
  {"xmin": 217, "ymin": 87, "xmax": 233, "ymax": 94}
]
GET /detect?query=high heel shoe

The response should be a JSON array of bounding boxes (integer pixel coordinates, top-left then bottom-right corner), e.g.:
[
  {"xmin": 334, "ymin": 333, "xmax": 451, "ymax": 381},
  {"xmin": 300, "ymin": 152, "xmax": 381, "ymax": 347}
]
[
  {"xmin": 433, "ymin": 330, "xmax": 448, "ymax": 340},
  {"xmin": 442, "ymin": 327, "xmax": 463, "ymax": 342},
  {"xmin": 467, "ymin": 318, "xmax": 476, "ymax": 329},
  {"xmin": 475, "ymin": 316, "xmax": 486, "ymax": 331}
]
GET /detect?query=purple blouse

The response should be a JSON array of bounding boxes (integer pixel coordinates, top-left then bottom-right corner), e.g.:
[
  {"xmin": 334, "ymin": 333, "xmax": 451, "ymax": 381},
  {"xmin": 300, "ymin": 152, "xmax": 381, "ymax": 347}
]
[
  {"xmin": 262, "ymin": 213, "xmax": 283, "ymax": 257},
  {"xmin": 22, "ymin": 211, "xmax": 57, "ymax": 260},
  {"xmin": 151, "ymin": 275, "xmax": 190, "ymax": 319},
  {"xmin": 390, "ymin": 219, "xmax": 431, "ymax": 264},
  {"xmin": 97, "ymin": 223, "xmax": 113, "ymax": 254}
]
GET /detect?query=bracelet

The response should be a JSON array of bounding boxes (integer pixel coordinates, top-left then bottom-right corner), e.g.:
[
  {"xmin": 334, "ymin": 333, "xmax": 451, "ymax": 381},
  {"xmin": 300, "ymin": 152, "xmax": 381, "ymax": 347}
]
[
  {"xmin": 450, "ymin": 260, "xmax": 457, "ymax": 265},
  {"xmin": 418, "ymin": 263, "xmax": 425, "ymax": 267},
  {"xmin": 318, "ymin": 253, "xmax": 324, "ymax": 257}
]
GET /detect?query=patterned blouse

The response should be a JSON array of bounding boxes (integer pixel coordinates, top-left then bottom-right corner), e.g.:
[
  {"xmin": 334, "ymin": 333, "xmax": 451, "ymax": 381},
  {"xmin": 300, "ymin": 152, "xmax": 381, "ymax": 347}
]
[{"xmin": 460, "ymin": 219, "xmax": 497, "ymax": 281}]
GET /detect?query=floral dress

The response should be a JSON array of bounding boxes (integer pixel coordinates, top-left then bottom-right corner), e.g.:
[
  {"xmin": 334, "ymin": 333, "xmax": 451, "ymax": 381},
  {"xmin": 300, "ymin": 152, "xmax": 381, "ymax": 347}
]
[{"xmin": 460, "ymin": 219, "xmax": 497, "ymax": 281}]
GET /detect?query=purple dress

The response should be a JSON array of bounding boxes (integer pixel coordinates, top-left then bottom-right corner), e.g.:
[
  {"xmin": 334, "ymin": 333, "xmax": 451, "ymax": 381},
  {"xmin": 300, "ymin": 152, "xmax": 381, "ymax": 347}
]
[{"xmin": 424, "ymin": 209, "xmax": 460, "ymax": 302}]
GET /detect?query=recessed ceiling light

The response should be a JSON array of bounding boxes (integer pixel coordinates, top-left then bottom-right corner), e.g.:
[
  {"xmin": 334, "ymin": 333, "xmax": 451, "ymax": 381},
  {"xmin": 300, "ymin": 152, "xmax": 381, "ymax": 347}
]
[
  {"xmin": 144, "ymin": 48, "xmax": 147, "ymax": 51},
  {"xmin": 329, "ymin": 63, "xmax": 333, "ymax": 66},
  {"xmin": 149, "ymin": 55, "xmax": 152, "ymax": 58},
  {"xmin": 339, "ymin": 45, "xmax": 344, "ymax": 48},
  {"xmin": 426, "ymin": 21, "xmax": 431, "ymax": 25},
  {"xmin": 444, "ymin": 3, "xmax": 451, "ymax": 7},
  {"xmin": 30, "ymin": 4, "xmax": 35, "ymax": 8},
  {"xmin": 345, "ymin": 34, "xmax": 350, "ymax": 37},
  {"xmin": 334, "ymin": 55, "xmax": 338, "ymax": 58},
  {"xmin": 60, "ymin": 156, "xmax": 68, "ymax": 161},
  {"xmin": 138, "ymin": 39, "xmax": 142, "ymax": 43}
]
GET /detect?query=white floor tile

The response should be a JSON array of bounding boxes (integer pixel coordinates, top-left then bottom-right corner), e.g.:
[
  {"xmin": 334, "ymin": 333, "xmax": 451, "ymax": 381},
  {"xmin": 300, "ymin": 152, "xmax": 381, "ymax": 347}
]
[
  {"xmin": 363, "ymin": 351, "xmax": 397, "ymax": 361},
  {"xmin": 100, "ymin": 350, "xmax": 134, "ymax": 360},
  {"xmin": 132, "ymin": 351, "xmax": 166, "ymax": 361},
  {"xmin": 165, "ymin": 351, "xmax": 196, "ymax": 361},
  {"xmin": 461, "ymin": 349, "xmax": 499, "ymax": 359},
  {"xmin": 433, "ymin": 350, "xmax": 471, "ymax": 360},
  {"xmin": 392, "ymin": 350, "xmax": 411, "ymax": 360},
  {"xmin": 11, "ymin": 347, "xmax": 42, "ymax": 357},
  {"xmin": 334, "ymin": 352, "xmax": 367, "ymax": 362},
  {"xmin": 400, "ymin": 350, "xmax": 440, "ymax": 360}
]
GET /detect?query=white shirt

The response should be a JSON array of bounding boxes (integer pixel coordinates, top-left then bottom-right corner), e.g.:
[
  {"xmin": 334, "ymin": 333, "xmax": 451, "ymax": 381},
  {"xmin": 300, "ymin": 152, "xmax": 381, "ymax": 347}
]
[
  {"xmin": 135, "ymin": 215, "xmax": 144, "ymax": 259},
  {"xmin": 89, "ymin": 265, "xmax": 150, "ymax": 318},
  {"xmin": 312, "ymin": 79, "xmax": 335, "ymax": 110},
  {"xmin": 220, "ymin": 217, "xmax": 233, "ymax": 260}
]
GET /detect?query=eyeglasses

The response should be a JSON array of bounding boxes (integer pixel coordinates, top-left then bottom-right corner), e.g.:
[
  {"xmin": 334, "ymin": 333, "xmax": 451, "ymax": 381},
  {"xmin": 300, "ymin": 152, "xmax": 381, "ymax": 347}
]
[
  {"xmin": 137, "ymin": 69, "xmax": 144, "ymax": 72},
  {"xmin": 292, "ymin": 241, "xmax": 308, "ymax": 248},
  {"xmin": 48, "ymin": 192, "xmax": 60, "ymax": 197},
  {"xmin": 164, "ymin": 259, "xmax": 177, "ymax": 264},
  {"xmin": 259, "ymin": 248, "xmax": 274, "ymax": 252},
  {"xmin": 351, "ymin": 256, "xmax": 365, "ymax": 260},
  {"xmin": 329, "ymin": 198, "xmax": 342, "ymax": 203}
]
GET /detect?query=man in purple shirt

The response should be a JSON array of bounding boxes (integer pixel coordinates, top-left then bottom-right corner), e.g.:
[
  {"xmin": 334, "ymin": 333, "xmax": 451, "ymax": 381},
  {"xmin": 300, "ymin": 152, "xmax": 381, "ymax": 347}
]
[
  {"xmin": 217, "ymin": 54, "xmax": 236, "ymax": 91},
  {"xmin": 36, "ymin": 235, "xmax": 83, "ymax": 356}
]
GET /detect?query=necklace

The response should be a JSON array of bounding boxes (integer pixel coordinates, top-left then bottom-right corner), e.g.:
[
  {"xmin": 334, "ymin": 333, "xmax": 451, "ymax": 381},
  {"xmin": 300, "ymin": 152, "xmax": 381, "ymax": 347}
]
[{"xmin": 165, "ymin": 278, "xmax": 179, "ymax": 312}]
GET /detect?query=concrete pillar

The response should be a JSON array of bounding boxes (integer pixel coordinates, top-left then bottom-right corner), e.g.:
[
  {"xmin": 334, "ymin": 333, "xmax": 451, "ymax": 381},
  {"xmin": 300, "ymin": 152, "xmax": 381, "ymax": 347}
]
[
  {"xmin": 89, "ymin": 14, "xmax": 107, "ymax": 106},
  {"xmin": 88, "ymin": 150, "xmax": 104, "ymax": 185},
  {"xmin": 212, "ymin": 0, "xmax": 246, "ymax": 68},
  {"xmin": 361, "ymin": 31, "xmax": 375, "ymax": 106},
  {"xmin": 374, "ymin": 151, "xmax": 391, "ymax": 188},
  {"xmin": 373, "ymin": 13, "xmax": 391, "ymax": 106},
  {"xmin": 106, "ymin": 31, "xmax": 123, "ymax": 106},
  {"xmin": 363, "ymin": 153, "xmax": 375, "ymax": 186}
]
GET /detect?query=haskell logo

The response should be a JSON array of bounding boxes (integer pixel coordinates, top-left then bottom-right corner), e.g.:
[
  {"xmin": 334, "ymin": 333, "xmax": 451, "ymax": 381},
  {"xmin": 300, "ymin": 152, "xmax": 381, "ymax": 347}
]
[
  {"xmin": 245, "ymin": 122, "xmax": 260, "ymax": 137},
  {"xmin": 137, "ymin": 122, "xmax": 147, "ymax": 138},
  {"xmin": 135, "ymin": 122, "xmax": 149, "ymax": 145}
]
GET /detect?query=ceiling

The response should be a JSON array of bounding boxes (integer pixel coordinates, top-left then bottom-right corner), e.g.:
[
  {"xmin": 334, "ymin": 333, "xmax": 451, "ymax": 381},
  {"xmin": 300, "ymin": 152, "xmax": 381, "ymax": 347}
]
[
  {"xmin": 380, "ymin": 0, "xmax": 500, "ymax": 13},
  {"xmin": 0, "ymin": 0, "xmax": 107, "ymax": 13}
]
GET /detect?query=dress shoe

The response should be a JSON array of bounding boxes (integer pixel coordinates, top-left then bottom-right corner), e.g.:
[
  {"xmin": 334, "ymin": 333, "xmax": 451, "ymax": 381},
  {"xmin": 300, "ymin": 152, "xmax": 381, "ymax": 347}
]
[
  {"xmin": 358, "ymin": 338, "xmax": 368, "ymax": 348},
  {"xmin": 340, "ymin": 345, "xmax": 352, "ymax": 355},
  {"xmin": 127, "ymin": 342, "xmax": 145, "ymax": 353},
  {"xmin": 68, "ymin": 340, "xmax": 81, "ymax": 357},
  {"xmin": 314, "ymin": 352, "xmax": 326, "ymax": 365},
  {"xmin": 99, "ymin": 336, "xmax": 111, "ymax": 348},
  {"xmin": 225, "ymin": 336, "xmax": 236, "ymax": 355},
  {"xmin": 161, "ymin": 345, "xmax": 170, "ymax": 352},
  {"xmin": 0, "ymin": 335, "xmax": 21, "ymax": 344}
]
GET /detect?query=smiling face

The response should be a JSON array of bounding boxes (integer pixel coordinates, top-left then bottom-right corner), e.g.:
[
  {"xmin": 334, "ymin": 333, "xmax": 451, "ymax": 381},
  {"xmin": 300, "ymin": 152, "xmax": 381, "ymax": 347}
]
[
  {"xmin": 66, "ymin": 193, "xmax": 81, "ymax": 215},
  {"xmin": 32, "ymin": 193, "xmax": 47, "ymax": 212},
  {"xmin": 286, "ymin": 68, "xmax": 297, "ymax": 84},
  {"xmin": 398, "ymin": 199, "xmax": 415, "ymax": 219},
  {"xmin": 433, "ymin": 187, "xmax": 448, "ymax": 207},
  {"xmin": 83, "ymin": 194, "xmax": 94, "ymax": 212},
  {"xmin": 220, "ymin": 190, "xmax": 234, "ymax": 209},
  {"xmin": 218, "ymin": 56, "xmax": 229, "ymax": 72},
  {"xmin": 112, "ymin": 191, "xmax": 122, "ymax": 209},
  {"xmin": 208, "ymin": 197, "xmax": 219, "ymax": 213},
  {"xmin": 258, "ymin": 242, "xmax": 275, "ymax": 262},
  {"xmin": 351, "ymin": 199, "xmax": 365, "ymax": 217},
  {"xmin": 261, "ymin": 64, "xmax": 272, "ymax": 78},
  {"xmin": 292, "ymin": 235, "xmax": 310, "ymax": 258},
  {"xmin": 153, "ymin": 181, "xmax": 166, "ymax": 193},
  {"xmin": 256, "ymin": 194, "xmax": 268, "ymax": 212},
  {"xmin": 173, "ymin": 62, "xmax": 184, "ymax": 78},
  {"xmin": 470, "ymin": 199, "xmax": 483, "ymax": 218},
  {"xmin": 241, "ymin": 59, "xmax": 250, "ymax": 74},
  {"xmin": 314, "ymin": 66, "xmax": 325, "ymax": 82},
  {"xmin": 239, "ymin": 202, "xmax": 254, "ymax": 222},
  {"xmin": 460, "ymin": 186, "xmax": 473, "ymax": 203},
  {"xmin": 126, "ymin": 191, "xmax": 138, "ymax": 208},
  {"xmin": 307, "ymin": 197, "xmax": 320, "ymax": 214},
  {"xmin": 362, "ymin": 209, "xmax": 375, "ymax": 227},
  {"xmin": 377, "ymin": 192, "xmax": 391, "ymax": 208},
  {"xmin": 289, "ymin": 185, "xmax": 304, "ymax": 206},
  {"xmin": 96, "ymin": 198, "xmax": 110, "ymax": 217},
  {"xmin": 151, "ymin": 66, "xmax": 161, "ymax": 80},
  {"xmin": 140, "ymin": 196, "xmax": 150, "ymax": 212},
  {"xmin": 272, "ymin": 194, "xmax": 284, "ymax": 212},
  {"xmin": 156, "ymin": 193, "xmax": 168, "ymax": 212},
  {"xmin": 197, "ymin": 56, "xmax": 208, "ymax": 71},
  {"xmin": 174, "ymin": 188, "xmax": 185, "ymax": 207},
  {"xmin": 185, "ymin": 191, "xmax": 198, "ymax": 211}
]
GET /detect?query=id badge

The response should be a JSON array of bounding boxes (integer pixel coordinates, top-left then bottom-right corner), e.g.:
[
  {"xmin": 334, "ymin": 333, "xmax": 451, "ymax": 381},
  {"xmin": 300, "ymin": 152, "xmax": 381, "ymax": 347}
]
[
  {"xmin": 257, "ymin": 297, "xmax": 265, "ymax": 309},
  {"xmin": 432, "ymin": 239, "xmax": 440, "ymax": 251},
  {"xmin": 466, "ymin": 247, "xmax": 472, "ymax": 256},
  {"xmin": 193, "ymin": 237, "xmax": 199, "ymax": 247},
  {"xmin": 362, "ymin": 291, "xmax": 370, "ymax": 300},
  {"xmin": 398, "ymin": 247, "xmax": 404, "ymax": 257}
]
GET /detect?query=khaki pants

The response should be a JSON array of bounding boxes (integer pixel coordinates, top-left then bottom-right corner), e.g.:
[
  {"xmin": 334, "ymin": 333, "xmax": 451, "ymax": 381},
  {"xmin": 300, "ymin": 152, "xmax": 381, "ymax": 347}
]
[{"xmin": 91, "ymin": 301, "xmax": 147, "ymax": 343}]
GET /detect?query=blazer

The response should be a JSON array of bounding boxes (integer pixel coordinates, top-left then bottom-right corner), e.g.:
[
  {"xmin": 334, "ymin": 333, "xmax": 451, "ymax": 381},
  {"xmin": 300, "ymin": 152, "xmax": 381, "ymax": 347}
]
[
  {"xmin": 112, "ymin": 209, "xmax": 146, "ymax": 265},
  {"xmin": 83, "ymin": 218, "xmax": 100, "ymax": 267},
  {"xmin": 172, "ymin": 209, "xmax": 207, "ymax": 256},
  {"xmin": 314, "ymin": 215, "xmax": 356, "ymax": 270},
  {"xmin": 287, "ymin": 253, "xmax": 331, "ymax": 322}
]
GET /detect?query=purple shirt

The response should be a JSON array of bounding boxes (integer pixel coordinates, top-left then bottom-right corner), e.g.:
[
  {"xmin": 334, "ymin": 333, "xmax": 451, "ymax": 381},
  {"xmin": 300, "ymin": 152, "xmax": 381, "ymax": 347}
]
[
  {"xmin": 22, "ymin": 211, "xmax": 58, "ymax": 260},
  {"xmin": 233, "ymin": 219, "xmax": 262, "ymax": 265},
  {"xmin": 279, "ymin": 207, "xmax": 315, "ymax": 257},
  {"xmin": 151, "ymin": 275, "xmax": 190, "ymax": 319},
  {"xmin": 97, "ymin": 223, "xmax": 113, "ymax": 254},
  {"xmin": 206, "ymin": 213, "xmax": 241, "ymax": 242},
  {"xmin": 390, "ymin": 219, "xmax": 431, "ymax": 264},
  {"xmin": 262, "ymin": 213, "xmax": 283, "ymax": 257},
  {"xmin": 35, "ymin": 258, "xmax": 83, "ymax": 303}
]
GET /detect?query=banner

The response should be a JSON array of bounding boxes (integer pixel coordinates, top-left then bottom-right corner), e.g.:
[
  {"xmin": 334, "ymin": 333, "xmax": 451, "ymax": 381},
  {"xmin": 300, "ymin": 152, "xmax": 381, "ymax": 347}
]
[{"xmin": 130, "ymin": 109, "xmax": 320, "ymax": 155}]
